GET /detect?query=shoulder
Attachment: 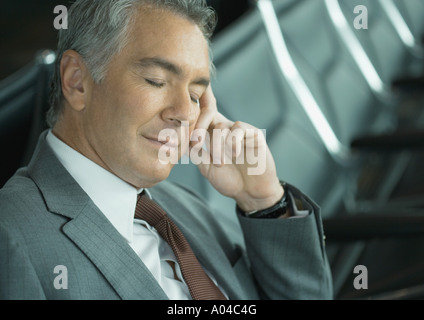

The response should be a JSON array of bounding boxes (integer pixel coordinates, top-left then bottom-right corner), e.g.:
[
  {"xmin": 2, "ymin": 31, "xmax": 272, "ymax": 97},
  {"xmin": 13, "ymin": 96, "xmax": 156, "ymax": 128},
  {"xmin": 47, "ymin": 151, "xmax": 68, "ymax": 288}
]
[
  {"xmin": 150, "ymin": 179, "xmax": 236, "ymax": 236},
  {"xmin": 0, "ymin": 167, "xmax": 45, "ymax": 225},
  {"xmin": 149, "ymin": 180, "xmax": 216, "ymax": 222},
  {"xmin": 151, "ymin": 179, "xmax": 210, "ymax": 207}
]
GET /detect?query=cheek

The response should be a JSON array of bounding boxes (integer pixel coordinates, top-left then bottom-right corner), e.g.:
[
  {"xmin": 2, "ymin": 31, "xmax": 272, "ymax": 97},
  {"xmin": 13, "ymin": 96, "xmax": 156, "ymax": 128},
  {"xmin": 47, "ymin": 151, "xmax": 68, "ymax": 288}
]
[
  {"xmin": 188, "ymin": 106, "xmax": 202, "ymax": 134},
  {"xmin": 109, "ymin": 86, "xmax": 162, "ymax": 129},
  {"xmin": 190, "ymin": 105, "xmax": 201, "ymax": 125}
]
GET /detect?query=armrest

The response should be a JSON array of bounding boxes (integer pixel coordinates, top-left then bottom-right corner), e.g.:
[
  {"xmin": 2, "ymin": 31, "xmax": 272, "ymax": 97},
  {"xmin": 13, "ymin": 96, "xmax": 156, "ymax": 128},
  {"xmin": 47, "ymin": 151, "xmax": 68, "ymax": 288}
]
[
  {"xmin": 323, "ymin": 212, "xmax": 424, "ymax": 242},
  {"xmin": 351, "ymin": 129, "xmax": 424, "ymax": 151},
  {"xmin": 392, "ymin": 75, "xmax": 424, "ymax": 94}
]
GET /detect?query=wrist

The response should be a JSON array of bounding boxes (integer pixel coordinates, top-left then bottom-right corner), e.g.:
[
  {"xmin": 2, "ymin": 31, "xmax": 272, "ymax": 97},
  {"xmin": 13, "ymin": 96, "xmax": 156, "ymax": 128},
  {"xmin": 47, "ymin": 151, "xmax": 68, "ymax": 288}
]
[
  {"xmin": 236, "ymin": 182, "xmax": 285, "ymax": 213},
  {"xmin": 237, "ymin": 182, "xmax": 291, "ymax": 219}
]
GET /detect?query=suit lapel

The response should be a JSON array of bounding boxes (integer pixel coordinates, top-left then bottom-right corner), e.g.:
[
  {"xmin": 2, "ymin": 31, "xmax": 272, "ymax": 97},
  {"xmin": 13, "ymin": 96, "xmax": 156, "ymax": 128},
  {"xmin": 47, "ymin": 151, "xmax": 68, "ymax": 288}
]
[
  {"xmin": 28, "ymin": 132, "xmax": 168, "ymax": 300},
  {"xmin": 62, "ymin": 202, "xmax": 168, "ymax": 300}
]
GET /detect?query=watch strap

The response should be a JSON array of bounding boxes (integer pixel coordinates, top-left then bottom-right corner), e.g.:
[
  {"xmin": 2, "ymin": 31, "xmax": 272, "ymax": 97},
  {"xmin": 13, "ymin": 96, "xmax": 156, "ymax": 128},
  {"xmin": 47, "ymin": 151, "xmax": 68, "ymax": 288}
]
[{"xmin": 237, "ymin": 182, "xmax": 290, "ymax": 219}]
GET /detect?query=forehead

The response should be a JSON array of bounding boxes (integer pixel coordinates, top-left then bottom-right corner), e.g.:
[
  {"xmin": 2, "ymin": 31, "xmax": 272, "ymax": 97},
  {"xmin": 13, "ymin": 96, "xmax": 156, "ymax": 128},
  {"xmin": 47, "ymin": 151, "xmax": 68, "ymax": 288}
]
[{"xmin": 124, "ymin": 6, "xmax": 211, "ymax": 74}]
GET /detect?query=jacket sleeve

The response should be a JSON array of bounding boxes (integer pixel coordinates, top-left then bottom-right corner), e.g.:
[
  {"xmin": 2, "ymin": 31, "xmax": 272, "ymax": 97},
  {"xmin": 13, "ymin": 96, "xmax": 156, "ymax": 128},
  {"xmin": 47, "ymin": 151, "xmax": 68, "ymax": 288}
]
[{"xmin": 237, "ymin": 183, "xmax": 334, "ymax": 300}]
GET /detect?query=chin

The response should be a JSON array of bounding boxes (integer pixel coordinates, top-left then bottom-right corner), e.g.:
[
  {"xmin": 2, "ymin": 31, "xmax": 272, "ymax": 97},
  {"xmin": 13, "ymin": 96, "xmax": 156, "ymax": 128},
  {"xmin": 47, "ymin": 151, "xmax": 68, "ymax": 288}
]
[{"xmin": 138, "ymin": 162, "xmax": 175, "ymax": 188}]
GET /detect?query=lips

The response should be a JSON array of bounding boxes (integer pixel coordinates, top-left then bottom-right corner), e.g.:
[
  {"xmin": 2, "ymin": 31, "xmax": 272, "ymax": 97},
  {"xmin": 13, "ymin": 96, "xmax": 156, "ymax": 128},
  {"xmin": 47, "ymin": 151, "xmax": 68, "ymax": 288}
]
[{"xmin": 144, "ymin": 136, "xmax": 179, "ymax": 149}]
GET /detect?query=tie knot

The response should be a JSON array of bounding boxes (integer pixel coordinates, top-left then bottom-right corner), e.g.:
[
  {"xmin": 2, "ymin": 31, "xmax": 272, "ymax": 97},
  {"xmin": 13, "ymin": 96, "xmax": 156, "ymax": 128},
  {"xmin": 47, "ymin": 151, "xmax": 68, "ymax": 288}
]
[{"xmin": 134, "ymin": 193, "xmax": 167, "ymax": 227}]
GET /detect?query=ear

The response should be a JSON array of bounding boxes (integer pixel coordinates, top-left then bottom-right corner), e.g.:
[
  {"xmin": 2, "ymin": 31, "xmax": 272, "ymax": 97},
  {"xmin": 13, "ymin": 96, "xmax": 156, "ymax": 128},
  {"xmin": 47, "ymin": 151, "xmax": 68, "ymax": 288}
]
[{"xmin": 60, "ymin": 50, "xmax": 91, "ymax": 112}]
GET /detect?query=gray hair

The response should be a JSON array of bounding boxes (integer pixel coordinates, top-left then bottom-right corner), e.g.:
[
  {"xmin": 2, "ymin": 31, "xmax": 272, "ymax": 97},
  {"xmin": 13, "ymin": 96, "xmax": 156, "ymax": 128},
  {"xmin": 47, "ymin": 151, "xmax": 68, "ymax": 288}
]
[{"xmin": 47, "ymin": 0, "xmax": 217, "ymax": 127}]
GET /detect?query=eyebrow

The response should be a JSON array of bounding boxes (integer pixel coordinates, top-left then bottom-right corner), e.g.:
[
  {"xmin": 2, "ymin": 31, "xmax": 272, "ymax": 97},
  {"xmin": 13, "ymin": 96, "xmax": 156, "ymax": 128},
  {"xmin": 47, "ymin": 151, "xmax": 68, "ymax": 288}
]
[{"xmin": 137, "ymin": 57, "xmax": 210, "ymax": 87}]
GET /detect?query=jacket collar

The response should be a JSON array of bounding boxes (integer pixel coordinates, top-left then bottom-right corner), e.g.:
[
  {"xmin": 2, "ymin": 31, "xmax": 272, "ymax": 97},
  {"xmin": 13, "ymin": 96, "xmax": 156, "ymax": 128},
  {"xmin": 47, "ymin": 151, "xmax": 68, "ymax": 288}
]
[{"xmin": 27, "ymin": 131, "xmax": 168, "ymax": 300}]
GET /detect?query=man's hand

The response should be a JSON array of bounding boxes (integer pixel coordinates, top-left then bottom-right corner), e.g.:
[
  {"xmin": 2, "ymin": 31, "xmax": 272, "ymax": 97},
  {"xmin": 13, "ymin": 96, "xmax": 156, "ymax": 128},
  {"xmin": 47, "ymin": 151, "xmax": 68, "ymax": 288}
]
[{"xmin": 191, "ymin": 86, "xmax": 284, "ymax": 213}]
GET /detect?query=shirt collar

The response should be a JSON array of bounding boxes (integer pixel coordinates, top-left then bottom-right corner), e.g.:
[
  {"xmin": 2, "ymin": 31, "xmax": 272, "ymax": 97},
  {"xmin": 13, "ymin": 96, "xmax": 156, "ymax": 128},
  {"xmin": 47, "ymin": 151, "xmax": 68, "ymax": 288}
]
[{"xmin": 46, "ymin": 130, "xmax": 149, "ymax": 243}]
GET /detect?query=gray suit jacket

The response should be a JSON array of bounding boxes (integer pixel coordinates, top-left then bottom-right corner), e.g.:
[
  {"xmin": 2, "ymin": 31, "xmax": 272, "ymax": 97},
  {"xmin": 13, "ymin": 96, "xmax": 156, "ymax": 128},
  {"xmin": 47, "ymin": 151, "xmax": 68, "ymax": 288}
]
[{"xmin": 0, "ymin": 132, "xmax": 333, "ymax": 300}]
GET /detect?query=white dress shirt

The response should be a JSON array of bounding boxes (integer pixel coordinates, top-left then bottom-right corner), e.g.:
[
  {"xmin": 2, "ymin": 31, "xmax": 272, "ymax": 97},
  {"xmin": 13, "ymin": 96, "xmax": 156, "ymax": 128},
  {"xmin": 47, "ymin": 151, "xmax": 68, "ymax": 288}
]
[{"xmin": 46, "ymin": 130, "xmax": 193, "ymax": 299}]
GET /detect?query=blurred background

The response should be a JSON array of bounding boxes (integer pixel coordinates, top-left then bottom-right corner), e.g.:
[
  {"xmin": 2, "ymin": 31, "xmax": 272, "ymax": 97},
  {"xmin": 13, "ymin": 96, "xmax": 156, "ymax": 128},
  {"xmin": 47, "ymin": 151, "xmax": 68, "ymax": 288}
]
[
  {"xmin": 0, "ymin": 0, "xmax": 69, "ymax": 80},
  {"xmin": 0, "ymin": 0, "xmax": 250, "ymax": 80},
  {"xmin": 2, "ymin": 0, "xmax": 424, "ymax": 300}
]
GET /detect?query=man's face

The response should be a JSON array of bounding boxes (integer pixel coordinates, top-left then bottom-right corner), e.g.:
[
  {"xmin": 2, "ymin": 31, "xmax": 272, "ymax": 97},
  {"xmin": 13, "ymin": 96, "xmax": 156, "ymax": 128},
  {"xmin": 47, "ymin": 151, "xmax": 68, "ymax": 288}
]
[{"xmin": 82, "ymin": 7, "xmax": 211, "ymax": 188}]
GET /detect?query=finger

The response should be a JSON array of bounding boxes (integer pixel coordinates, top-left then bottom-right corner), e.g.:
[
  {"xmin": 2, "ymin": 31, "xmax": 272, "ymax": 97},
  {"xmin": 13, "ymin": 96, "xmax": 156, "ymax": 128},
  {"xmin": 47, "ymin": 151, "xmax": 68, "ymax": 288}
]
[
  {"xmin": 189, "ymin": 128, "xmax": 212, "ymax": 165},
  {"xmin": 237, "ymin": 122, "xmax": 266, "ymax": 149},
  {"xmin": 197, "ymin": 85, "xmax": 234, "ymax": 131},
  {"xmin": 230, "ymin": 122, "xmax": 268, "ymax": 169},
  {"xmin": 195, "ymin": 85, "xmax": 217, "ymax": 133},
  {"xmin": 210, "ymin": 122, "xmax": 229, "ymax": 166},
  {"xmin": 226, "ymin": 122, "xmax": 246, "ymax": 159}
]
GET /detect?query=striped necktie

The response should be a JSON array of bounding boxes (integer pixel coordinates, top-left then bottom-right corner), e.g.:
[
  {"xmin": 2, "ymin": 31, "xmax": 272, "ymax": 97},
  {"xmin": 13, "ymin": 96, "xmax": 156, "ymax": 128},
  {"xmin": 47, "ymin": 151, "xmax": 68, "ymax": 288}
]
[{"xmin": 135, "ymin": 193, "xmax": 227, "ymax": 300}]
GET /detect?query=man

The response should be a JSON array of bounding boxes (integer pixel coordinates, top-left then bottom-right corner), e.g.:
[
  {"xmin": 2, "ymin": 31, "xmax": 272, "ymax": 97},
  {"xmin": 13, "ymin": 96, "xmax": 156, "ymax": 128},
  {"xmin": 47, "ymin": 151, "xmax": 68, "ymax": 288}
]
[{"xmin": 0, "ymin": 0, "xmax": 332, "ymax": 300}]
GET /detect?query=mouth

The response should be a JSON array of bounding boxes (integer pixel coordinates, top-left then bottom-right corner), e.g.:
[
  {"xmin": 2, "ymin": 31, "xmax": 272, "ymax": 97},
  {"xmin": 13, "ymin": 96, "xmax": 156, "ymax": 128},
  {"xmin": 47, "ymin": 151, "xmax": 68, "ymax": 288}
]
[{"xmin": 143, "ymin": 136, "xmax": 179, "ymax": 149}]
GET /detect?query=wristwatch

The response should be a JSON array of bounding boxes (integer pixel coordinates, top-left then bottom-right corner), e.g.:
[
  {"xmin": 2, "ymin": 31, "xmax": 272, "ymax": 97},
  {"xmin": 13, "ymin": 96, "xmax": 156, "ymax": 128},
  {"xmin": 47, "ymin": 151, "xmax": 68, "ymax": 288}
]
[{"xmin": 237, "ymin": 182, "xmax": 291, "ymax": 219}]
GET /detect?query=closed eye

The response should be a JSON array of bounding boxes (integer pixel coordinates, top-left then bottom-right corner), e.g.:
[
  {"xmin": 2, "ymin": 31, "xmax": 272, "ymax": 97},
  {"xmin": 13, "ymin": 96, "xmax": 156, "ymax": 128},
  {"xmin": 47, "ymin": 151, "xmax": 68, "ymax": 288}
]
[
  {"xmin": 191, "ymin": 96, "xmax": 200, "ymax": 105},
  {"xmin": 145, "ymin": 78, "xmax": 165, "ymax": 88}
]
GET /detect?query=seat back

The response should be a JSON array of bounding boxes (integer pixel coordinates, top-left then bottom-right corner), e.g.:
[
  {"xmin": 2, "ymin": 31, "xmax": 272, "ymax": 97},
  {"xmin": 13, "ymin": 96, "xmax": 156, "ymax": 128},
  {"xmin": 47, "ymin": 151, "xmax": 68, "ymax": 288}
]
[
  {"xmin": 272, "ymin": 0, "xmax": 396, "ymax": 146},
  {"xmin": 392, "ymin": 0, "xmax": 424, "ymax": 44},
  {"xmin": 378, "ymin": 0, "xmax": 424, "ymax": 58},
  {"xmin": 336, "ymin": 0, "xmax": 423, "ymax": 83},
  {"xmin": 0, "ymin": 50, "xmax": 55, "ymax": 187}
]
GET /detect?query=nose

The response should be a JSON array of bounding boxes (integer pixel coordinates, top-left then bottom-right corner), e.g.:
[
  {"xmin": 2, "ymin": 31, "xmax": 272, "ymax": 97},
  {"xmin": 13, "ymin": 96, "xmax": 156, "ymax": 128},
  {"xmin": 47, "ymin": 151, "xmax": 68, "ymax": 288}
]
[{"xmin": 162, "ymin": 89, "xmax": 197, "ymax": 127}]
